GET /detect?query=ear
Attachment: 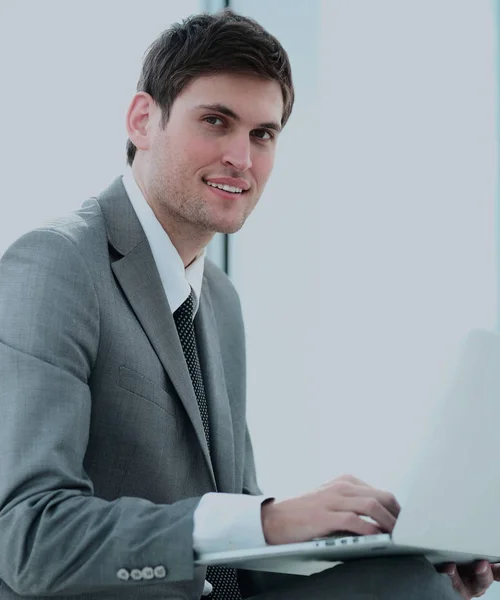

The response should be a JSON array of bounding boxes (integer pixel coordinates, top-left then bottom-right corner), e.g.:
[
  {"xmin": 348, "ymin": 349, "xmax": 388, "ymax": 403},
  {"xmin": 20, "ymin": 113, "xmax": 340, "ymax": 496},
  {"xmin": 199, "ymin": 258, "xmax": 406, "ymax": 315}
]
[{"xmin": 126, "ymin": 92, "xmax": 157, "ymax": 152}]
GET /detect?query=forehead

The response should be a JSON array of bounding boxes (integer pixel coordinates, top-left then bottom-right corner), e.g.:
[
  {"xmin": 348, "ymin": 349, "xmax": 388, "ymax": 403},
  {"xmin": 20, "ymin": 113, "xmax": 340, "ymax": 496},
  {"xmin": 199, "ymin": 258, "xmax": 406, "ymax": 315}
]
[{"xmin": 173, "ymin": 73, "xmax": 284, "ymax": 126}]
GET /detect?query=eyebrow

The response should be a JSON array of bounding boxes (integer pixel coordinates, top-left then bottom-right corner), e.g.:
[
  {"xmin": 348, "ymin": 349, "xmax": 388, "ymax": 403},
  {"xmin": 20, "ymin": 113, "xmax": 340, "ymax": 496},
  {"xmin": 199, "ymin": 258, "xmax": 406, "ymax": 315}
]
[{"xmin": 195, "ymin": 103, "xmax": 282, "ymax": 133}]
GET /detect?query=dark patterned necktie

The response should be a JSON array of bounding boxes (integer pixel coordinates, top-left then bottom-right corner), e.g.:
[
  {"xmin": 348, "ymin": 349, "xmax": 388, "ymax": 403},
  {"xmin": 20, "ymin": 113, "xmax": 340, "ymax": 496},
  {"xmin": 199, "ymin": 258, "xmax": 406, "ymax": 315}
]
[{"xmin": 173, "ymin": 290, "xmax": 243, "ymax": 600}]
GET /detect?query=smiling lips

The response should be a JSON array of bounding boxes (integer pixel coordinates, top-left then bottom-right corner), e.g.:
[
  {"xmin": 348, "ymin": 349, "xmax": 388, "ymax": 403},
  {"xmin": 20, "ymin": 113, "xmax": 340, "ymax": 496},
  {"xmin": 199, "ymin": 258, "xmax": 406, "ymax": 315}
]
[{"xmin": 203, "ymin": 177, "xmax": 250, "ymax": 195}]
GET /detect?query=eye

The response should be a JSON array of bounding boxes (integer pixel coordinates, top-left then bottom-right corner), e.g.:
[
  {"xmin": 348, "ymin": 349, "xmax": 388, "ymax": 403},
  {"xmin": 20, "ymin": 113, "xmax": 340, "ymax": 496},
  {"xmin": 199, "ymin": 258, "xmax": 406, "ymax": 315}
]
[
  {"xmin": 252, "ymin": 129, "xmax": 273, "ymax": 141},
  {"xmin": 204, "ymin": 116, "xmax": 224, "ymax": 126}
]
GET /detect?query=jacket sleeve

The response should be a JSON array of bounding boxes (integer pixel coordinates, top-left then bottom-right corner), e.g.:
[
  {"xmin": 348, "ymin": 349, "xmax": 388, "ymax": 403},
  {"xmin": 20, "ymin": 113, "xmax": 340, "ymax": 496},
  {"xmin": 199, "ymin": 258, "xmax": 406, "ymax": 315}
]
[{"xmin": 0, "ymin": 228, "xmax": 201, "ymax": 596}]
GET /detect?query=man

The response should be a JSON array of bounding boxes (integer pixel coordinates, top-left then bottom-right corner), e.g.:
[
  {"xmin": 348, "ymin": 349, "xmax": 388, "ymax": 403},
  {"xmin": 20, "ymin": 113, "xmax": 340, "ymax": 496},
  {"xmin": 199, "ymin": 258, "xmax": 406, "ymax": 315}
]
[{"xmin": 0, "ymin": 9, "xmax": 495, "ymax": 600}]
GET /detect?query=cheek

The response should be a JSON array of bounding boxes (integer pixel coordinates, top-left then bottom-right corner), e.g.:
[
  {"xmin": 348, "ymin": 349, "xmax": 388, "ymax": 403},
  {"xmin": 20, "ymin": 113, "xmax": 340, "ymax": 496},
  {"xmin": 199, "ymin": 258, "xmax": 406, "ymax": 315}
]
[
  {"xmin": 253, "ymin": 152, "xmax": 275, "ymax": 186},
  {"xmin": 156, "ymin": 127, "xmax": 217, "ymax": 170},
  {"xmin": 181, "ymin": 136, "xmax": 221, "ymax": 168}
]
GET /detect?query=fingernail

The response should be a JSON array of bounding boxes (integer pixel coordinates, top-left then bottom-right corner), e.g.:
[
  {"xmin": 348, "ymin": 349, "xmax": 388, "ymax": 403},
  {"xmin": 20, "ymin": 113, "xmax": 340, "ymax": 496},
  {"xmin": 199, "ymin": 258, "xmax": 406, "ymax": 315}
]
[
  {"xmin": 448, "ymin": 569, "xmax": 456, "ymax": 577},
  {"xmin": 476, "ymin": 564, "xmax": 488, "ymax": 574}
]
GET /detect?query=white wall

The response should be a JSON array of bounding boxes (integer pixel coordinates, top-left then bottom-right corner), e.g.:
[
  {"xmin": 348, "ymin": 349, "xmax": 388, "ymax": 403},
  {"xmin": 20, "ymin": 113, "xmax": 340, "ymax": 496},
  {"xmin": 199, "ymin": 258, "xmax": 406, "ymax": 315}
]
[
  {"xmin": 1, "ymin": 0, "xmax": 499, "ymax": 594},
  {"xmin": 232, "ymin": 5, "xmax": 499, "ymax": 593},
  {"xmin": 231, "ymin": 0, "xmax": 499, "ymax": 506},
  {"xmin": 0, "ymin": 0, "xmax": 200, "ymax": 254}
]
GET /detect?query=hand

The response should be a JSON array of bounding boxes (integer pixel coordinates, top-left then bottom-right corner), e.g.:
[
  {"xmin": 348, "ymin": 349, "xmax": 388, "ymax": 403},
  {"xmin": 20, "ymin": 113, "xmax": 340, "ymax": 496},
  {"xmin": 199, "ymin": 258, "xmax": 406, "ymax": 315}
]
[
  {"xmin": 439, "ymin": 561, "xmax": 500, "ymax": 598},
  {"xmin": 261, "ymin": 474, "xmax": 400, "ymax": 546}
]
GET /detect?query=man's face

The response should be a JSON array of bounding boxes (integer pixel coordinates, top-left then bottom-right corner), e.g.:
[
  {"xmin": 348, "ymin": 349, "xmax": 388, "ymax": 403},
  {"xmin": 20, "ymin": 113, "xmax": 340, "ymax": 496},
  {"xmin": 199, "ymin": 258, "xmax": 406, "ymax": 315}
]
[{"xmin": 142, "ymin": 73, "xmax": 283, "ymax": 236}]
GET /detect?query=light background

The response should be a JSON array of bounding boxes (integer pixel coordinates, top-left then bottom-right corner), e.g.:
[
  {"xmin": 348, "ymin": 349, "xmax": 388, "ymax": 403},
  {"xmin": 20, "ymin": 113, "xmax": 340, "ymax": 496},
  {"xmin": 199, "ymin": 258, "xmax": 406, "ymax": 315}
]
[
  {"xmin": 1, "ymin": 0, "xmax": 499, "ymax": 596},
  {"xmin": 229, "ymin": 2, "xmax": 499, "ymax": 596},
  {"xmin": 230, "ymin": 0, "xmax": 499, "ymax": 495},
  {"xmin": 0, "ymin": 0, "xmax": 199, "ymax": 244}
]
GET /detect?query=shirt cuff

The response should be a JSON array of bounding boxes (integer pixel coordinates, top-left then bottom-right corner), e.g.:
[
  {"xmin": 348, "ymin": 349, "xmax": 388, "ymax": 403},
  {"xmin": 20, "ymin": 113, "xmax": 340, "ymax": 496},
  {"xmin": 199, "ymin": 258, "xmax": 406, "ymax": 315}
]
[{"xmin": 193, "ymin": 493, "xmax": 273, "ymax": 554}]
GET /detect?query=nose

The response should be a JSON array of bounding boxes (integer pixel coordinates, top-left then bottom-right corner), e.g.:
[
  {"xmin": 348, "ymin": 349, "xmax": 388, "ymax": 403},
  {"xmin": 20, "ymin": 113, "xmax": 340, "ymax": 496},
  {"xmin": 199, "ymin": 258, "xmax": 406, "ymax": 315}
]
[{"xmin": 221, "ymin": 135, "xmax": 253, "ymax": 172}]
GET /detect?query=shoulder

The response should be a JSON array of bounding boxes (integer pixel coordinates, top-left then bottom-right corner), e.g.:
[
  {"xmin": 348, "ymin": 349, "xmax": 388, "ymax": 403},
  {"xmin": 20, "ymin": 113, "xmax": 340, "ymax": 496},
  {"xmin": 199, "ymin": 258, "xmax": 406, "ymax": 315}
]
[
  {"xmin": 1, "ymin": 197, "xmax": 107, "ymax": 266},
  {"xmin": 36, "ymin": 196, "xmax": 106, "ymax": 250}
]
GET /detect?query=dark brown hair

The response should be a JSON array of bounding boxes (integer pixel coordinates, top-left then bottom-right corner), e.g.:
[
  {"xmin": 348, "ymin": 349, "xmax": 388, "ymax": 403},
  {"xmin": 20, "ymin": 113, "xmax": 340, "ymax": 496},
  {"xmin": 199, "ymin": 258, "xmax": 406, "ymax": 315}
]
[{"xmin": 126, "ymin": 9, "xmax": 294, "ymax": 165}]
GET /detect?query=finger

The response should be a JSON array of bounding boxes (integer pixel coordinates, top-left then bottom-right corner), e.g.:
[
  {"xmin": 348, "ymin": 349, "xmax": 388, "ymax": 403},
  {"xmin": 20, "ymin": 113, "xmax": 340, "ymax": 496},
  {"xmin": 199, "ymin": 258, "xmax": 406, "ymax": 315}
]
[
  {"xmin": 444, "ymin": 565, "xmax": 471, "ymax": 600},
  {"xmin": 327, "ymin": 511, "xmax": 383, "ymax": 537},
  {"xmin": 469, "ymin": 561, "xmax": 493, "ymax": 596},
  {"xmin": 335, "ymin": 475, "xmax": 402, "ymax": 513},
  {"xmin": 445, "ymin": 561, "xmax": 494, "ymax": 599},
  {"xmin": 321, "ymin": 475, "xmax": 373, "ymax": 492},
  {"xmin": 491, "ymin": 563, "xmax": 500, "ymax": 581},
  {"xmin": 332, "ymin": 495, "xmax": 397, "ymax": 533},
  {"xmin": 437, "ymin": 562, "xmax": 454, "ymax": 575},
  {"xmin": 336, "ymin": 482, "xmax": 401, "ymax": 518},
  {"xmin": 336, "ymin": 474, "xmax": 373, "ymax": 488}
]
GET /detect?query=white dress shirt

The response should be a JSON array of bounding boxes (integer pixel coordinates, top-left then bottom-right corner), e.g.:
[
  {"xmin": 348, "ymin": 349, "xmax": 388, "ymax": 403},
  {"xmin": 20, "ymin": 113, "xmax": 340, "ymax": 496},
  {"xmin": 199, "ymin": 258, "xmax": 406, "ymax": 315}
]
[{"xmin": 122, "ymin": 170, "xmax": 270, "ymax": 595}]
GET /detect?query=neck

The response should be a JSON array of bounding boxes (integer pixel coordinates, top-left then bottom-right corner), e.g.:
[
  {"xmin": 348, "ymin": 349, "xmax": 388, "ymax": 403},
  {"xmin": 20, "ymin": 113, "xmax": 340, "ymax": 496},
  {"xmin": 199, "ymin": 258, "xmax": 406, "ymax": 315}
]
[
  {"xmin": 162, "ymin": 218, "xmax": 211, "ymax": 268},
  {"xmin": 131, "ymin": 164, "xmax": 213, "ymax": 267}
]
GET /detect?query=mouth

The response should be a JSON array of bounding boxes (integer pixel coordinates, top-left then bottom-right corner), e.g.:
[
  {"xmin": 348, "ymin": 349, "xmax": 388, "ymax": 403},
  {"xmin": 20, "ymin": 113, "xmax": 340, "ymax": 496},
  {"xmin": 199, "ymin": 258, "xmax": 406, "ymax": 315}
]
[{"xmin": 202, "ymin": 179, "xmax": 248, "ymax": 199}]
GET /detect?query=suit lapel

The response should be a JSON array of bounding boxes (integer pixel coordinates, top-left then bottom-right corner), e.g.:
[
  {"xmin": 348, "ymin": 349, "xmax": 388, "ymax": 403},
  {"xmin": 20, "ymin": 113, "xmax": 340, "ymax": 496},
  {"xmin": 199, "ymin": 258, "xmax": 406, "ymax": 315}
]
[
  {"xmin": 195, "ymin": 281, "xmax": 236, "ymax": 493},
  {"xmin": 97, "ymin": 178, "xmax": 216, "ymax": 489}
]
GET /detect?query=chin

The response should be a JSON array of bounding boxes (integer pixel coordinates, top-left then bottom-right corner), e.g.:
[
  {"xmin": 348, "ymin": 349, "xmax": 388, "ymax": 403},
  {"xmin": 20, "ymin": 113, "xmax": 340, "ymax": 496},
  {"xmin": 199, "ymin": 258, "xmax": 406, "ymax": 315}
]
[
  {"xmin": 212, "ymin": 221, "xmax": 245, "ymax": 235},
  {"xmin": 206, "ymin": 212, "xmax": 248, "ymax": 235}
]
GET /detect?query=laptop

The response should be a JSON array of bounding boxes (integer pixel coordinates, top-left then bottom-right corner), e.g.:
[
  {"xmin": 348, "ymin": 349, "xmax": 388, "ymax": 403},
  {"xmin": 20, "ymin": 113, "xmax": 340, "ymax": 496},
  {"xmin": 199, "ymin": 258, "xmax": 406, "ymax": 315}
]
[{"xmin": 196, "ymin": 329, "xmax": 500, "ymax": 576}]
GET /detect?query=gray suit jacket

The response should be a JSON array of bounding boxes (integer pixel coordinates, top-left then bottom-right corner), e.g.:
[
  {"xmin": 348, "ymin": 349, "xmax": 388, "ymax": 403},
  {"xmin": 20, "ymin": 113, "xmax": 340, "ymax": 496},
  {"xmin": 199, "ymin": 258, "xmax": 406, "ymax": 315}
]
[{"xmin": 0, "ymin": 178, "xmax": 262, "ymax": 599}]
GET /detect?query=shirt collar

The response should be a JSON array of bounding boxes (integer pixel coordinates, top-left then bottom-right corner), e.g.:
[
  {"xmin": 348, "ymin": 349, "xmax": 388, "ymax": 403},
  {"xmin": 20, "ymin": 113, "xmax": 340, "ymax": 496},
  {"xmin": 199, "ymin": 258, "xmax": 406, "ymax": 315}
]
[{"xmin": 122, "ymin": 168, "xmax": 205, "ymax": 315}]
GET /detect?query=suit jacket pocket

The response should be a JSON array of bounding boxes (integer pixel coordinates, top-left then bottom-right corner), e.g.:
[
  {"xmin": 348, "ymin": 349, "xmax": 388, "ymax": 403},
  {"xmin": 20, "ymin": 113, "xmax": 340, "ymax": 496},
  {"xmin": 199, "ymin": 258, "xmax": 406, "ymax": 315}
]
[{"xmin": 118, "ymin": 366, "xmax": 178, "ymax": 417}]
